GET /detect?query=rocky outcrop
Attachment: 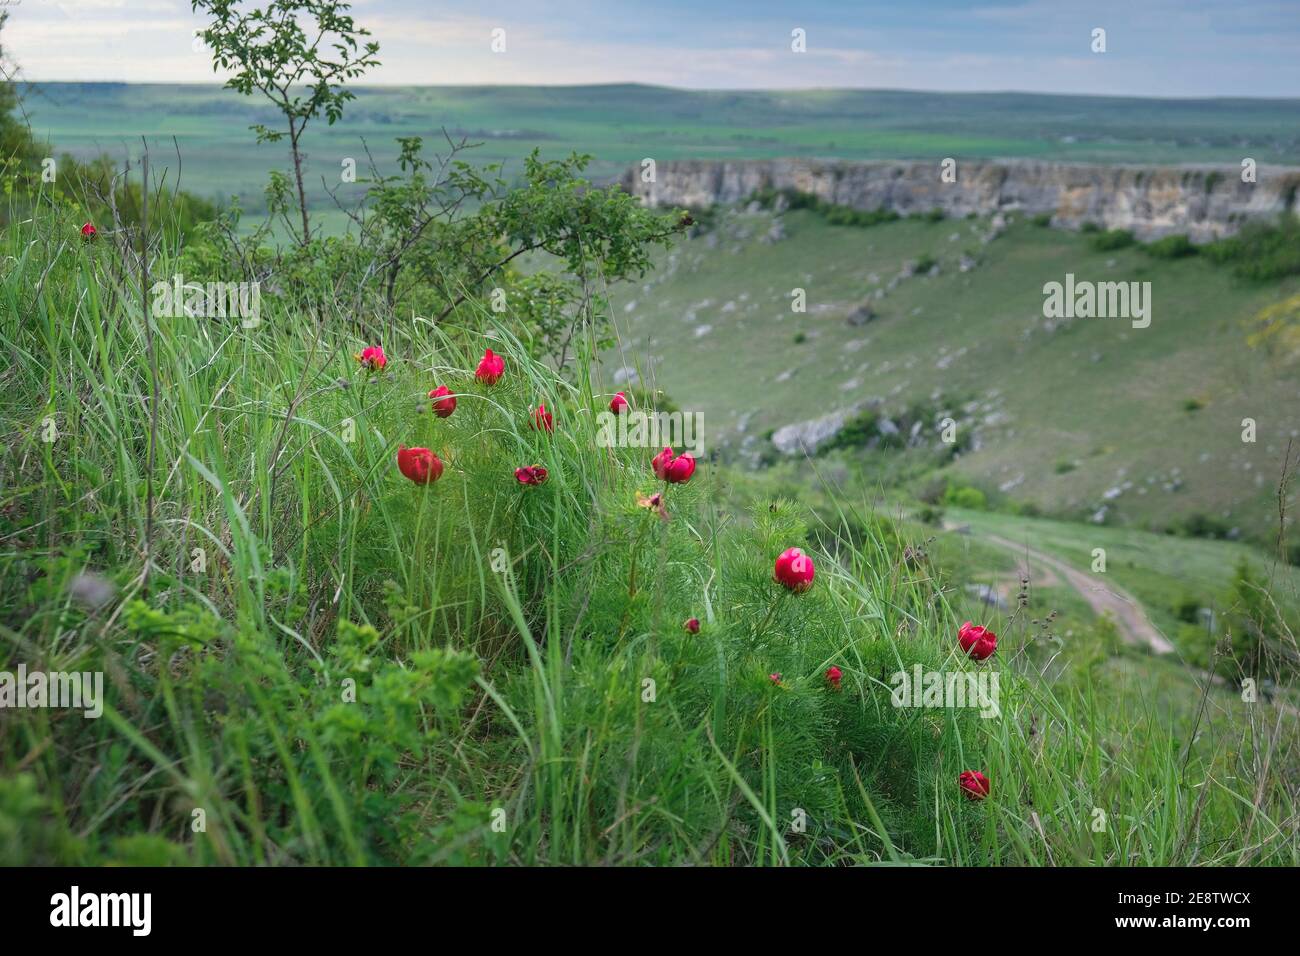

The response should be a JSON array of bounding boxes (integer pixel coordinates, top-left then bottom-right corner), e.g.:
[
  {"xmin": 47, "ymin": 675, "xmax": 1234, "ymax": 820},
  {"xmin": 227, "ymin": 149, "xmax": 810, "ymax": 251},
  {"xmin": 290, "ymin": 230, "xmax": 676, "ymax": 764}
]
[
  {"xmin": 770, "ymin": 405, "xmax": 868, "ymax": 456},
  {"xmin": 624, "ymin": 159, "xmax": 1300, "ymax": 241},
  {"xmin": 770, "ymin": 400, "xmax": 882, "ymax": 456}
]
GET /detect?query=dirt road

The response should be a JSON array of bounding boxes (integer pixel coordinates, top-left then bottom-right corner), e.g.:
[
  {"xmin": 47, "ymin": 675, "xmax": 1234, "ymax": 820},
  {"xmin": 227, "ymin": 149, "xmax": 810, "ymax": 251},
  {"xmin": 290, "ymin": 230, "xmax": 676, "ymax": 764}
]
[{"xmin": 964, "ymin": 528, "xmax": 1177, "ymax": 655}]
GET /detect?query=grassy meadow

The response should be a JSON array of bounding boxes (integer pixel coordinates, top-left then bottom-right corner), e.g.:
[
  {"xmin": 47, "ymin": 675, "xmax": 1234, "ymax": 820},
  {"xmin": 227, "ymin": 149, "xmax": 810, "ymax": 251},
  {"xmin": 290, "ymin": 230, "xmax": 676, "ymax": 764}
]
[{"xmin": 3, "ymin": 198, "xmax": 1298, "ymax": 866}]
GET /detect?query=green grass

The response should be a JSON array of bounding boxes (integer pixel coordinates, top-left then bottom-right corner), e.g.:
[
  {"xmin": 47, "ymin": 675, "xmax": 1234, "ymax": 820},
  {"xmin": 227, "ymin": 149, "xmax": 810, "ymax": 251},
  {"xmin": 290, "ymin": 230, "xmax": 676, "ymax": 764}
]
[{"xmin": 3, "ymin": 187, "xmax": 1299, "ymax": 867}]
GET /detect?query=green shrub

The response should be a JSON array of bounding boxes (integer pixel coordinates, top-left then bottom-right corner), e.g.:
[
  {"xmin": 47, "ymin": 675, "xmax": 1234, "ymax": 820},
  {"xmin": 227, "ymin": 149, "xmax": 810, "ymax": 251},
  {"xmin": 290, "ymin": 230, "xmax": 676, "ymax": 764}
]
[
  {"xmin": 1203, "ymin": 216, "xmax": 1300, "ymax": 281},
  {"xmin": 1089, "ymin": 229, "xmax": 1135, "ymax": 251},
  {"xmin": 944, "ymin": 483, "xmax": 987, "ymax": 511},
  {"xmin": 1179, "ymin": 512, "xmax": 1231, "ymax": 539},
  {"xmin": 1144, "ymin": 234, "xmax": 1198, "ymax": 259}
]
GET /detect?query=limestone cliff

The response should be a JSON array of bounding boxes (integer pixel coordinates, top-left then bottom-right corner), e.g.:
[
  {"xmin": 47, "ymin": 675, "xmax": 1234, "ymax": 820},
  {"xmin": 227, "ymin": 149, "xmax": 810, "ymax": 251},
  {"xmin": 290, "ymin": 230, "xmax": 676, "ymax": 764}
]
[{"xmin": 623, "ymin": 159, "xmax": 1300, "ymax": 241}]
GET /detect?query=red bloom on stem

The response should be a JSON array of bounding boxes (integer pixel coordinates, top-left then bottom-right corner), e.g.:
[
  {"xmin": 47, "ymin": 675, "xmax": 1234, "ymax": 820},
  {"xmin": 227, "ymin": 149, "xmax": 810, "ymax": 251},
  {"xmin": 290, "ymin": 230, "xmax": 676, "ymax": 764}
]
[
  {"xmin": 356, "ymin": 345, "xmax": 387, "ymax": 371},
  {"xmin": 475, "ymin": 348, "xmax": 504, "ymax": 385},
  {"xmin": 610, "ymin": 391, "xmax": 629, "ymax": 414},
  {"xmin": 825, "ymin": 665, "xmax": 843, "ymax": 691},
  {"xmin": 666, "ymin": 453, "xmax": 695, "ymax": 483},
  {"xmin": 959, "ymin": 770, "xmax": 990, "ymax": 801},
  {"xmin": 530, "ymin": 403, "xmax": 554, "ymax": 433},
  {"xmin": 683, "ymin": 617, "xmax": 700, "ymax": 634},
  {"xmin": 773, "ymin": 547, "xmax": 815, "ymax": 593},
  {"xmin": 429, "ymin": 385, "xmax": 457, "ymax": 418},
  {"xmin": 958, "ymin": 621, "xmax": 998, "ymax": 661},
  {"xmin": 514, "ymin": 465, "xmax": 548, "ymax": 486},
  {"xmin": 769, "ymin": 672, "xmax": 783, "ymax": 685},
  {"xmin": 651, "ymin": 446, "xmax": 696, "ymax": 484},
  {"xmin": 396, "ymin": 445, "xmax": 443, "ymax": 484},
  {"xmin": 81, "ymin": 222, "xmax": 97, "ymax": 240}
]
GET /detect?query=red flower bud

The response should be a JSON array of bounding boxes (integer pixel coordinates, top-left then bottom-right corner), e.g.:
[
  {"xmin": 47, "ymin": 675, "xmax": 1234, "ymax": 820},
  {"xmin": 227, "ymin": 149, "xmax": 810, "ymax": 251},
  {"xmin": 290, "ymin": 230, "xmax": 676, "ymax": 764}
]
[
  {"xmin": 530, "ymin": 403, "xmax": 554, "ymax": 433},
  {"xmin": 475, "ymin": 348, "xmax": 504, "ymax": 385},
  {"xmin": 825, "ymin": 665, "xmax": 843, "ymax": 690},
  {"xmin": 683, "ymin": 617, "xmax": 700, "ymax": 634},
  {"xmin": 958, "ymin": 621, "xmax": 998, "ymax": 661},
  {"xmin": 514, "ymin": 465, "xmax": 548, "ymax": 486},
  {"xmin": 356, "ymin": 345, "xmax": 387, "ymax": 371},
  {"xmin": 397, "ymin": 445, "xmax": 442, "ymax": 484},
  {"xmin": 959, "ymin": 770, "xmax": 990, "ymax": 801},
  {"xmin": 81, "ymin": 222, "xmax": 97, "ymax": 240},
  {"xmin": 773, "ymin": 547, "xmax": 815, "ymax": 592},
  {"xmin": 429, "ymin": 385, "xmax": 457, "ymax": 418},
  {"xmin": 610, "ymin": 391, "xmax": 629, "ymax": 414},
  {"xmin": 769, "ymin": 672, "xmax": 783, "ymax": 685}
]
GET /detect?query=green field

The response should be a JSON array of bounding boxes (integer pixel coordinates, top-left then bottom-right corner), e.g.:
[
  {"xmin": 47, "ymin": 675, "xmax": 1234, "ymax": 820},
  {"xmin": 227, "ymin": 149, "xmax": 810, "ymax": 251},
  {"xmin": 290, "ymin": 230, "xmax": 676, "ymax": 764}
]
[{"xmin": 23, "ymin": 82, "xmax": 1300, "ymax": 217}]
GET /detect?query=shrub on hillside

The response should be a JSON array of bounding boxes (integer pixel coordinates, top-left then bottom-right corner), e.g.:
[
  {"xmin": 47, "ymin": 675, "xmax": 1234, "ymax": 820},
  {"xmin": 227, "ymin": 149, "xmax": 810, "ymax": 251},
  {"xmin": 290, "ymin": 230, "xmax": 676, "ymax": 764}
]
[
  {"xmin": 1203, "ymin": 216, "xmax": 1300, "ymax": 281},
  {"xmin": 1089, "ymin": 228, "xmax": 1135, "ymax": 251},
  {"xmin": 1144, "ymin": 234, "xmax": 1198, "ymax": 259},
  {"xmin": 944, "ymin": 482, "xmax": 987, "ymax": 511},
  {"xmin": 1178, "ymin": 512, "xmax": 1231, "ymax": 539}
]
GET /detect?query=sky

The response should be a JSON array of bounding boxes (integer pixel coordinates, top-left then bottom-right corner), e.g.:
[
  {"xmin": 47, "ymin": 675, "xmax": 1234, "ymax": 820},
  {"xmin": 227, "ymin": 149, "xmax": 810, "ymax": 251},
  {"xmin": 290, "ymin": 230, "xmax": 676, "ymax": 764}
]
[{"xmin": 5, "ymin": 0, "xmax": 1300, "ymax": 97}]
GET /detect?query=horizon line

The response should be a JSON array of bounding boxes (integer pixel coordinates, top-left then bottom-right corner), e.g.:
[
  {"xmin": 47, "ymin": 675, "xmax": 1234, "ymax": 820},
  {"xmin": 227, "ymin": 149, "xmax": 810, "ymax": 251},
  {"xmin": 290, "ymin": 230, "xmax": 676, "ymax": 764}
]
[{"xmin": 16, "ymin": 78, "xmax": 1300, "ymax": 104}]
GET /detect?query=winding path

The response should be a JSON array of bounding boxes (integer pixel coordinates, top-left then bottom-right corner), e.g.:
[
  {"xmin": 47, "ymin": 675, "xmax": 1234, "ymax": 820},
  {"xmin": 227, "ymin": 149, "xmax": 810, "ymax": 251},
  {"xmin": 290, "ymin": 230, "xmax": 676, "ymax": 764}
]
[{"xmin": 957, "ymin": 526, "xmax": 1176, "ymax": 655}]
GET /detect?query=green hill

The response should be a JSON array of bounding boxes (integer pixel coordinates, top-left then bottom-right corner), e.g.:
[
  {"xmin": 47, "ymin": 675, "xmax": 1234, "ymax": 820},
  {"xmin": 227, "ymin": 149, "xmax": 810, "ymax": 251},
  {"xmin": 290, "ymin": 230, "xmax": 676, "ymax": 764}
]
[{"xmin": 610, "ymin": 205, "xmax": 1300, "ymax": 543}]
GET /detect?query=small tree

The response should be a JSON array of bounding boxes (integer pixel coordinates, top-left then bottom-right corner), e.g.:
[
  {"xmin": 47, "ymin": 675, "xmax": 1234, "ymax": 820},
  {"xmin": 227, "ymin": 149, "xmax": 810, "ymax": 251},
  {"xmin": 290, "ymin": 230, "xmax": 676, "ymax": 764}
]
[{"xmin": 193, "ymin": 0, "xmax": 379, "ymax": 246}]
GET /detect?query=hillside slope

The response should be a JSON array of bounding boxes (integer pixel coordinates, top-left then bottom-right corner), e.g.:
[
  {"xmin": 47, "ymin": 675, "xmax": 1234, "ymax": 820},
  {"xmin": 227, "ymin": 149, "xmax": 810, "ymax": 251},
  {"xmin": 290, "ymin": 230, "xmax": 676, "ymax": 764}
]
[{"xmin": 608, "ymin": 207, "xmax": 1300, "ymax": 540}]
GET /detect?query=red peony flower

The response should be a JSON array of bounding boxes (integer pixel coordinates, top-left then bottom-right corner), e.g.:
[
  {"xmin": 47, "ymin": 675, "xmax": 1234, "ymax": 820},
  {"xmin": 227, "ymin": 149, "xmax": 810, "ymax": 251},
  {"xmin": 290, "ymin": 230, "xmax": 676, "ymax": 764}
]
[
  {"xmin": 610, "ymin": 391, "xmax": 630, "ymax": 414},
  {"xmin": 958, "ymin": 621, "xmax": 998, "ymax": 661},
  {"xmin": 665, "ymin": 453, "xmax": 695, "ymax": 483},
  {"xmin": 530, "ymin": 403, "xmax": 554, "ymax": 433},
  {"xmin": 825, "ymin": 665, "xmax": 843, "ymax": 691},
  {"xmin": 475, "ymin": 348, "xmax": 504, "ymax": 385},
  {"xmin": 514, "ymin": 465, "xmax": 548, "ymax": 486},
  {"xmin": 651, "ymin": 446, "xmax": 674, "ymax": 480},
  {"xmin": 651, "ymin": 446, "xmax": 696, "ymax": 484},
  {"xmin": 356, "ymin": 345, "xmax": 387, "ymax": 371},
  {"xmin": 396, "ymin": 445, "xmax": 443, "ymax": 484},
  {"xmin": 429, "ymin": 385, "xmax": 457, "ymax": 418},
  {"xmin": 81, "ymin": 222, "xmax": 97, "ymax": 240},
  {"xmin": 959, "ymin": 770, "xmax": 990, "ymax": 801},
  {"xmin": 773, "ymin": 547, "xmax": 815, "ymax": 593},
  {"xmin": 683, "ymin": 617, "xmax": 700, "ymax": 634}
]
